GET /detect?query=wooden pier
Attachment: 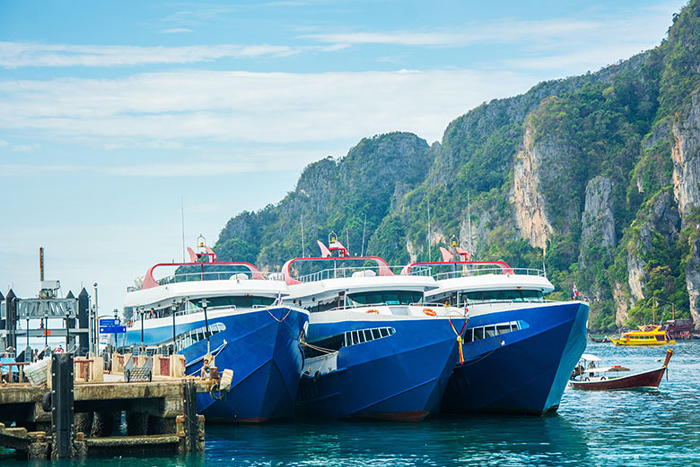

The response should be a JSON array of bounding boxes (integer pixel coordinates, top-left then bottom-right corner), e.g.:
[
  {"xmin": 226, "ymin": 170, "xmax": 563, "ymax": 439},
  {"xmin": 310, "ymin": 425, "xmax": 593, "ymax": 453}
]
[{"xmin": 0, "ymin": 353, "xmax": 208, "ymax": 459}]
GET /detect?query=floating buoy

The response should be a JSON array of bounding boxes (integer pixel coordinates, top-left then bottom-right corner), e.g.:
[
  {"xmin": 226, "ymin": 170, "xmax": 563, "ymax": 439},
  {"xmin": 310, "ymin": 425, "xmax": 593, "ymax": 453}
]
[
  {"xmin": 423, "ymin": 308, "xmax": 437, "ymax": 316},
  {"xmin": 366, "ymin": 309, "xmax": 379, "ymax": 314}
]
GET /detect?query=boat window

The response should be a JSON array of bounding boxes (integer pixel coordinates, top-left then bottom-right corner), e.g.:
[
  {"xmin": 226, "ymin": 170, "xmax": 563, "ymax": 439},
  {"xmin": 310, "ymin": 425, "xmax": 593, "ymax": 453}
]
[
  {"xmin": 366, "ymin": 292, "xmax": 384, "ymax": 305},
  {"xmin": 463, "ymin": 289, "xmax": 544, "ymax": 303},
  {"xmin": 497, "ymin": 324, "xmax": 511, "ymax": 335},
  {"xmin": 464, "ymin": 329, "xmax": 474, "ymax": 343},
  {"xmin": 347, "ymin": 291, "xmax": 423, "ymax": 307},
  {"xmin": 485, "ymin": 326, "xmax": 496, "ymax": 338},
  {"xmin": 474, "ymin": 328, "xmax": 484, "ymax": 341},
  {"xmin": 194, "ymin": 295, "xmax": 275, "ymax": 309},
  {"xmin": 510, "ymin": 321, "xmax": 519, "ymax": 332},
  {"xmin": 522, "ymin": 290, "xmax": 543, "ymax": 301},
  {"xmin": 339, "ymin": 326, "xmax": 395, "ymax": 348},
  {"xmin": 384, "ymin": 292, "xmax": 400, "ymax": 305},
  {"xmin": 502, "ymin": 290, "xmax": 523, "ymax": 302}
]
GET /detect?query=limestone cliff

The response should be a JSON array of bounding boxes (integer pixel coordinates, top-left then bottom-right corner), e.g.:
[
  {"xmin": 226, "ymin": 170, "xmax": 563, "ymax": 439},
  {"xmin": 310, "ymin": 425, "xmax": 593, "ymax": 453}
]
[
  {"xmin": 511, "ymin": 124, "xmax": 554, "ymax": 252},
  {"xmin": 579, "ymin": 176, "xmax": 616, "ymax": 267},
  {"xmin": 672, "ymin": 92, "xmax": 700, "ymax": 217},
  {"xmin": 672, "ymin": 92, "xmax": 700, "ymax": 329}
]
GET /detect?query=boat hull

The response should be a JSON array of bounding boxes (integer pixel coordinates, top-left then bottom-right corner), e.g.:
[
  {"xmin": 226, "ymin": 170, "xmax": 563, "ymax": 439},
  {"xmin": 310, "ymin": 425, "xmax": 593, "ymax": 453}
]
[
  {"xmin": 297, "ymin": 318, "xmax": 461, "ymax": 420},
  {"xmin": 611, "ymin": 339, "xmax": 676, "ymax": 346},
  {"xmin": 441, "ymin": 301, "xmax": 589, "ymax": 415},
  {"xmin": 569, "ymin": 366, "xmax": 667, "ymax": 390},
  {"xmin": 126, "ymin": 306, "xmax": 308, "ymax": 422}
]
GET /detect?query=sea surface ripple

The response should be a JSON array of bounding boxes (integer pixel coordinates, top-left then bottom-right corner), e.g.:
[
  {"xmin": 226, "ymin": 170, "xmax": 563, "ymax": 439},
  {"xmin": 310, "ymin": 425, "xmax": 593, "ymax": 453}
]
[{"xmin": 2, "ymin": 341, "xmax": 699, "ymax": 466}]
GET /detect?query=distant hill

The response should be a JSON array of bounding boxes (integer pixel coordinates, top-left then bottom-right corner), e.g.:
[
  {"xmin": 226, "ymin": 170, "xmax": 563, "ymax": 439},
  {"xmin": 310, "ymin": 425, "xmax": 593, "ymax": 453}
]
[{"xmin": 214, "ymin": 0, "xmax": 700, "ymax": 331}]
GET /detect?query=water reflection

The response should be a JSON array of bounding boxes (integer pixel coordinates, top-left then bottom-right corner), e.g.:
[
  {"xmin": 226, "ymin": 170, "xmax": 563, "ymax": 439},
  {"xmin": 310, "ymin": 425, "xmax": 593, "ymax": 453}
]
[
  {"xmin": 2, "ymin": 342, "xmax": 699, "ymax": 467},
  {"xmin": 202, "ymin": 413, "xmax": 590, "ymax": 467}
]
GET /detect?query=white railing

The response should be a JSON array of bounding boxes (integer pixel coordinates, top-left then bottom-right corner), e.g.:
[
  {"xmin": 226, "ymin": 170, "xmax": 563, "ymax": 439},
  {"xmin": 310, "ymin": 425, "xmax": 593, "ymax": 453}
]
[
  {"xmin": 295, "ymin": 265, "xmax": 403, "ymax": 283},
  {"xmin": 431, "ymin": 267, "xmax": 545, "ymax": 281},
  {"xmin": 157, "ymin": 270, "xmax": 251, "ymax": 286}
]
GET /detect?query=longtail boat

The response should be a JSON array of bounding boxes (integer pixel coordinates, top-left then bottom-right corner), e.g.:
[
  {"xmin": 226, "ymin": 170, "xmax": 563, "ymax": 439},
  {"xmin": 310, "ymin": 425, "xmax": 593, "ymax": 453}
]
[{"xmin": 569, "ymin": 349, "xmax": 673, "ymax": 391}]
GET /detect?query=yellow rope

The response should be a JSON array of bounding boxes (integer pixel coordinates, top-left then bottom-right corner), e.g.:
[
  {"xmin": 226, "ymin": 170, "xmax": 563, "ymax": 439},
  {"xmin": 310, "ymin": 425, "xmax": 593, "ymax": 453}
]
[{"xmin": 267, "ymin": 307, "xmax": 292, "ymax": 323}]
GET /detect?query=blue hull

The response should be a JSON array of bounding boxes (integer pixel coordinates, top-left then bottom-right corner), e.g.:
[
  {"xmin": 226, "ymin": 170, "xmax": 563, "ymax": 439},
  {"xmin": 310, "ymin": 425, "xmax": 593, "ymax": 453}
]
[
  {"xmin": 298, "ymin": 318, "xmax": 462, "ymax": 421},
  {"xmin": 126, "ymin": 306, "xmax": 308, "ymax": 422},
  {"xmin": 441, "ymin": 301, "xmax": 589, "ymax": 415}
]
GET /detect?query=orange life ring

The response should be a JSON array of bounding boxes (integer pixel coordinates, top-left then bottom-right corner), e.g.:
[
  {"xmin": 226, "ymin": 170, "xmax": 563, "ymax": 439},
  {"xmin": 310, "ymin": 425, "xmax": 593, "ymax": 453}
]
[
  {"xmin": 423, "ymin": 308, "xmax": 437, "ymax": 317},
  {"xmin": 366, "ymin": 309, "xmax": 379, "ymax": 314}
]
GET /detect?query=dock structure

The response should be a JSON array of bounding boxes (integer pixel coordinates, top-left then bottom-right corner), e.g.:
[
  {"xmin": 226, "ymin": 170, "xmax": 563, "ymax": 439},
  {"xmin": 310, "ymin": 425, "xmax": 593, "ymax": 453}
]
[{"xmin": 0, "ymin": 353, "xmax": 208, "ymax": 459}]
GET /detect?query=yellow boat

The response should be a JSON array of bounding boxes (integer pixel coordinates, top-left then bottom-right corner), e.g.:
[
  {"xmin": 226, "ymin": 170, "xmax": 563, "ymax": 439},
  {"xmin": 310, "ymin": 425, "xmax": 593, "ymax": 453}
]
[{"xmin": 611, "ymin": 325, "xmax": 677, "ymax": 346}]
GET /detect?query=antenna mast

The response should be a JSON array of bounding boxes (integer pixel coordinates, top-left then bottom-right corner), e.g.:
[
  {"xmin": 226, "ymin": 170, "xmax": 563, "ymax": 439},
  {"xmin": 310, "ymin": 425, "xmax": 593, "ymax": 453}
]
[
  {"xmin": 467, "ymin": 192, "xmax": 472, "ymax": 258},
  {"xmin": 181, "ymin": 197, "xmax": 186, "ymax": 263},
  {"xmin": 301, "ymin": 214, "xmax": 305, "ymax": 257},
  {"xmin": 361, "ymin": 214, "xmax": 367, "ymax": 257},
  {"xmin": 427, "ymin": 197, "xmax": 432, "ymax": 262}
]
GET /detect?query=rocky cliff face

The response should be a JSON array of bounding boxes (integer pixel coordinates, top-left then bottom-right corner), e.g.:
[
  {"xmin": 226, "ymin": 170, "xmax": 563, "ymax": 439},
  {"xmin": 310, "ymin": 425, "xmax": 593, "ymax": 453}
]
[
  {"xmin": 511, "ymin": 124, "xmax": 554, "ymax": 252},
  {"xmin": 686, "ymin": 238, "xmax": 700, "ymax": 329},
  {"xmin": 672, "ymin": 92, "xmax": 700, "ymax": 328},
  {"xmin": 672, "ymin": 93, "xmax": 700, "ymax": 217},
  {"xmin": 580, "ymin": 176, "xmax": 616, "ymax": 266}
]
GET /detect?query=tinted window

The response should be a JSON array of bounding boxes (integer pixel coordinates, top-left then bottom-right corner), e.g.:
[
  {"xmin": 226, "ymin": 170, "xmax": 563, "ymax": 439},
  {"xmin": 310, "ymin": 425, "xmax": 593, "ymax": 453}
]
[
  {"xmin": 348, "ymin": 291, "xmax": 423, "ymax": 306},
  {"xmin": 196, "ymin": 295, "xmax": 275, "ymax": 309}
]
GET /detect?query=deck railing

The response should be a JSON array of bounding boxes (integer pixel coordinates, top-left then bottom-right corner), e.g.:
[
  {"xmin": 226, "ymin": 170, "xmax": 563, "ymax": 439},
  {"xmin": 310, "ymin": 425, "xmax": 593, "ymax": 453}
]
[{"xmin": 295, "ymin": 265, "xmax": 405, "ymax": 283}]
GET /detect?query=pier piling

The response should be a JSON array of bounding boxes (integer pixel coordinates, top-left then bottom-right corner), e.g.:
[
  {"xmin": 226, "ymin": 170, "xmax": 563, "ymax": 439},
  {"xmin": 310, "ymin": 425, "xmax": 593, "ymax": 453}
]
[
  {"xmin": 51, "ymin": 352, "xmax": 75, "ymax": 459},
  {"xmin": 0, "ymin": 354, "xmax": 208, "ymax": 459}
]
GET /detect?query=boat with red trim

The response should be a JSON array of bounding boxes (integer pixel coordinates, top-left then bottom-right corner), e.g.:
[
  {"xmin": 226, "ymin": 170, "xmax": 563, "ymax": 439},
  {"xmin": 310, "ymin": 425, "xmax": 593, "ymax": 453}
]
[
  {"xmin": 401, "ymin": 246, "xmax": 589, "ymax": 415},
  {"xmin": 569, "ymin": 349, "xmax": 673, "ymax": 390},
  {"xmin": 285, "ymin": 234, "xmax": 466, "ymax": 421},
  {"xmin": 122, "ymin": 236, "xmax": 309, "ymax": 422}
]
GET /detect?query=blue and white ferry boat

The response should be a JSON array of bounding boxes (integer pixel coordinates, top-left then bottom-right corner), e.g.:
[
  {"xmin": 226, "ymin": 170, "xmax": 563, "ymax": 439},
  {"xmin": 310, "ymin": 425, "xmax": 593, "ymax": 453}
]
[
  {"xmin": 284, "ymin": 237, "xmax": 466, "ymax": 421},
  {"xmin": 122, "ymin": 239, "xmax": 309, "ymax": 422},
  {"xmin": 402, "ymin": 248, "xmax": 588, "ymax": 415}
]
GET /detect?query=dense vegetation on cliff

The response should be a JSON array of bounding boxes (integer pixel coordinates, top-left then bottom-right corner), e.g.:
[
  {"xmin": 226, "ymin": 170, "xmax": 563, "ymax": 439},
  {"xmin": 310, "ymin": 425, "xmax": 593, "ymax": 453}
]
[{"xmin": 214, "ymin": 1, "xmax": 700, "ymax": 330}]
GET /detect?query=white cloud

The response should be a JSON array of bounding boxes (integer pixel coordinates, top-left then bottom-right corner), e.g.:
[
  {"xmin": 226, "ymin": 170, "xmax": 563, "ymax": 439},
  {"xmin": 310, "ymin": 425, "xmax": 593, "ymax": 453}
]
[
  {"xmin": 0, "ymin": 42, "xmax": 343, "ymax": 68},
  {"xmin": 303, "ymin": 6, "xmax": 682, "ymax": 53},
  {"xmin": 160, "ymin": 28, "xmax": 193, "ymax": 34},
  {"xmin": 0, "ymin": 69, "xmax": 536, "ymax": 147},
  {"xmin": 0, "ymin": 147, "xmax": 335, "ymax": 178},
  {"xmin": 12, "ymin": 143, "xmax": 41, "ymax": 153}
]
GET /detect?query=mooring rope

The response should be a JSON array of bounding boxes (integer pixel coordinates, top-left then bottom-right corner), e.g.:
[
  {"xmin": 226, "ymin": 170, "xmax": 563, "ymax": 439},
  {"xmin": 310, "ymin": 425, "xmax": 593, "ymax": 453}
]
[
  {"xmin": 300, "ymin": 341, "xmax": 337, "ymax": 355},
  {"xmin": 267, "ymin": 307, "xmax": 292, "ymax": 323},
  {"xmin": 448, "ymin": 309, "xmax": 469, "ymax": 365}
]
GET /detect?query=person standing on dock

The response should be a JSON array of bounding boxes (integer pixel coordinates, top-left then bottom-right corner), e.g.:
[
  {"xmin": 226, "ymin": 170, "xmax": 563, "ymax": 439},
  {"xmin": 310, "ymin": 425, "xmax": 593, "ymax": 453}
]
[{"xmin": 200, "ymin": 358, "xmax": 211, "ymax": 379}]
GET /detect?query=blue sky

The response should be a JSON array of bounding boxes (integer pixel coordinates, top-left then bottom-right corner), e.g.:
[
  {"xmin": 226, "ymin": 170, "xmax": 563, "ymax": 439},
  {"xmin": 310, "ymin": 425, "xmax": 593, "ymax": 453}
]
[{"xmin": 0, "ymin": 0, "xmax": 688, "ymax": 314}]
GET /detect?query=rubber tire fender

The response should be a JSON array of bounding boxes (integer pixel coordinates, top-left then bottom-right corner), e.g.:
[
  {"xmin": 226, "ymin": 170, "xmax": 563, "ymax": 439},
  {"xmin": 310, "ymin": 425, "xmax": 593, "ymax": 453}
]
[{"xmin": 41, "ymin": 392, "xmax": 52, "ymax": 412}]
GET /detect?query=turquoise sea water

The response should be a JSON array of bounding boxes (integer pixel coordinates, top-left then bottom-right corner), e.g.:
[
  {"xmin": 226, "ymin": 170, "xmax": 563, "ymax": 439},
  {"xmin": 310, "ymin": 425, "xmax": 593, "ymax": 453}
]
[{"xmin": 2, "ymin": 341, "xmax": 699, "ymax": 466}]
